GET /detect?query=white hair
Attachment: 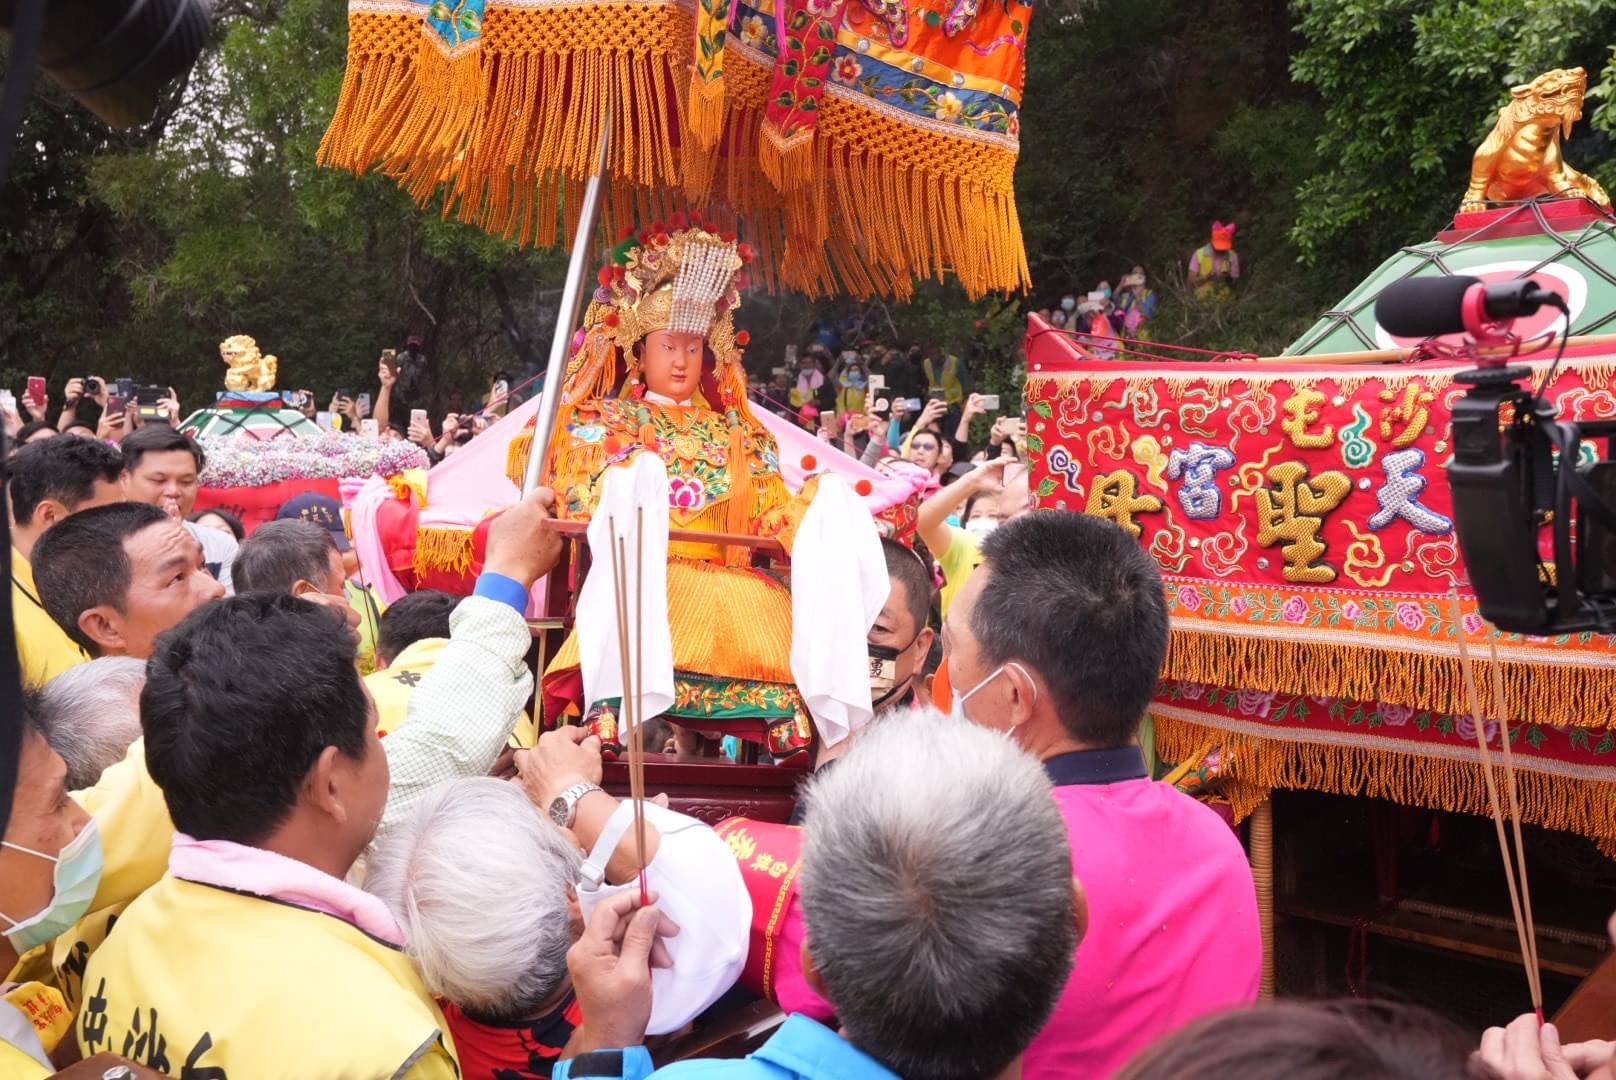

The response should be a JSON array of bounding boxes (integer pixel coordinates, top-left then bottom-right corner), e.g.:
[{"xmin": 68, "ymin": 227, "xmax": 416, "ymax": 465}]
[
  {"xmin": 798, "ymin": 706, "xmax": 1077, "ymax": 1079},
  {"xmin": 364, "ymin": 777, "xmax": 581, "ymax": 1022},
  {"xmin": 37, "ymin": 657, "xmax": 146, "ymax": 790}
]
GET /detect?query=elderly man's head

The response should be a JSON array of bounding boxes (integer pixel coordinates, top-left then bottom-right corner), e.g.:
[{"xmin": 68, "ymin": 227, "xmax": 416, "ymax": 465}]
[
  {"xmin": 365, "ymin": 778, "xmax": 581, "ymax": 1022},
  {"xmin": 945, "ymin": 511, "xmax": 1167, "ymax": 752},
  {"xmin": 0, "ymin": 701, "xmax": 96, "ymax": 970},
  {"xmin": 37, "ymin": 657, "xmax": 147, "ymax": 790},
  {"xmin": 797, "ymin": 707, "xmax": 1079, "ymax": 1078},
  {"xmin": 232, "ymin": 519, "xmax": 357, "ymax": 630},
  {"xmin": 33, "ymin": 501, "xmax": 225, "ymax": 659},
  {"xmin": 142, "ymin": 594, "xmax": 384, "ymax": 870}
]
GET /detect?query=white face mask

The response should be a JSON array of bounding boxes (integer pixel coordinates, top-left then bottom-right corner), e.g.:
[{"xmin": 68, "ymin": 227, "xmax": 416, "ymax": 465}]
[
  {"xmin": 948, "ymin": 661, "xmax": 1036, "ymax": 727},
  {"xmin": 1059, "ymin": 296, "xmax": 1076, "ymax": 312},
  {"xmin": 964, "ymin": 517, "xmax": 999, "ymax": 539}
]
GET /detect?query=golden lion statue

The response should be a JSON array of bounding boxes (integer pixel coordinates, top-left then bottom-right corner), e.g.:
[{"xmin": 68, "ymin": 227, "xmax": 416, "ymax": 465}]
[
  {"xmin": 219, "ymin": 334, "xmax": 279, "ymax": 392},
  {"xmin": 1460, "ymin": 67, "xmax": 1611, "ymax": 214}
]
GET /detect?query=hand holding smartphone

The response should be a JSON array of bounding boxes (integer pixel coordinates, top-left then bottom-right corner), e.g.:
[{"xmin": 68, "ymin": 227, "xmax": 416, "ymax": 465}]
[{"xmin": 26, "ymin": 376, "xmax": 46, "ymax": 409}]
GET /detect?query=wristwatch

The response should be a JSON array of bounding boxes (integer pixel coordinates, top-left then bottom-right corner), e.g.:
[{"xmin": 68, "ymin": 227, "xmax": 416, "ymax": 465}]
[
  {"xmin": 548, "ymin": 781, "xmax": 603, "ymax": 828},
  {"xmin": 102, "ymin": 1067, "xmax": 136, "ymax": 1080}
]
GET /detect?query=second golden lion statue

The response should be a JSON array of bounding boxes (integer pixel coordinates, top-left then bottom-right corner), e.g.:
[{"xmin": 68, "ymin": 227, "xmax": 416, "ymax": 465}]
[
  {"xmin": 1460, "ymin": 67, "xmax": 1611, "ymax": 214},
  {"xmin": 219, "ymin": 334, "xmax": 279, "ymax": 393}
]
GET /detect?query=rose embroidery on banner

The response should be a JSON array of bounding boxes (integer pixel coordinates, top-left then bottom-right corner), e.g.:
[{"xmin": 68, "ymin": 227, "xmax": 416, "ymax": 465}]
[
  {"xmin": 1176, "ymin": 585, "xmax": 1202, "ymax": 612},
  {"xmin": 1236, "ymin": 689, "xmax": 1277, "ymax": 718},
  {"xmin": 1462, "ymin": 612, "xmax": 1485, "ymax": 636},
  {"xmin": 1378, "ymin": 702, "xmax": 1414, "ymax": 727},
  {"xmin": 1281, "ymin": 596, "xmax": 1307, "ymax": 624},
  {"xmin": 1230, "ymin": 595, "xmax": 1249, "ymax": 616},
  {"xmin": 1456, "ymin": 714, "xmax": 1499, "ymax": 745},
  {"xmin": 668, "ymin": 476, "xmax": 707, "ymax": 511},
  {"xmin": 1394, "ymin": 602, "xmax": 1425, "ymax": 631},
  {"xmin": 1341, "ymin": 600, "xmax": 1362, "ymax": 623},
  {"xmin": 1178, "ymin": 682, "xmax": 1207, "ymax": 702}
]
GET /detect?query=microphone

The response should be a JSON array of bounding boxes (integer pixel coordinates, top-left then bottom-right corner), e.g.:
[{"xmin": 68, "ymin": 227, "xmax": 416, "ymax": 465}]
[{"xmin": 1376, "ymin": 275, "xmax": 1562, "ymax": 338}]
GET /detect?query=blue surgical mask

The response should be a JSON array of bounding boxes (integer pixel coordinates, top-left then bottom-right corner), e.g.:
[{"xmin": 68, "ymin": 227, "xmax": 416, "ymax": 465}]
[
  {"xmin": 1059, "ymin": 296, "xmax": 1076, "ymax": 313},
  {"xmin": 1, "ymin": 819, "xmax": 104, "ymax": 953}
]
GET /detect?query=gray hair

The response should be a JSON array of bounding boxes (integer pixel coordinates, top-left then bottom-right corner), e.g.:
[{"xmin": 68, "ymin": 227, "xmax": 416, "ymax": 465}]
[
  {"xmin": 231, "ymin": 519, "xmax": 335, "ymax": 595},
  {"xmin": 37, "ymin": 657, "xmax": 147, "ymax": 790},
  {"xmin": 364, "ymin": 778, "xmax": 581, "ymax": 1022},
  {"xmin": 798, "ymin": 706, "xmax": 1076, "ymax": 1078}
]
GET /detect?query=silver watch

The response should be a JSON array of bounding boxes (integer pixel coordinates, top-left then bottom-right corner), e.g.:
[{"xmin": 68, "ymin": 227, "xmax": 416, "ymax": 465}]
[{"xmin": 548, "ymin": 781, "xmax": 602, "ymax": 828}]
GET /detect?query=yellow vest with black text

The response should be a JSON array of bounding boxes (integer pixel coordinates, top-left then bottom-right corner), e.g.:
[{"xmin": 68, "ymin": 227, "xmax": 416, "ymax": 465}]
[
  {"xmin": 365, "ymin": 637, "xmax": 536, "ymax": 747},
  {"xmin": 78, "ymin": 874, "xmax": 458, "ymax": 1079}
]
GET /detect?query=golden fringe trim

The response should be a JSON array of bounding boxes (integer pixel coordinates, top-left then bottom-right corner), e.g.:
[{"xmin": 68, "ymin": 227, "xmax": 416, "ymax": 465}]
[
  {"xmin": 757, "ymin": 122, "xmax": 815, "ymax": 194},
  {"xmin": 321, "ymin": 6, "xmax": 688, "ymax": 253},
  {"xmin": 413, "ymin": 525, "xmax": 476, "ymax": 579},
  {"xmin": 1165, "ymin": 627, "xmax": 1616, "ymax": 730},
  {"xmin": 507, "ymin": 429, "xmax": 534, "ymax": 490},
  {"xmin": 688, "ymin": 73, "xmax": 727, "ymax": 152},
  {"xmin": 1155, "ymin": 714, "xmax": 1616, "ymax": 840}
]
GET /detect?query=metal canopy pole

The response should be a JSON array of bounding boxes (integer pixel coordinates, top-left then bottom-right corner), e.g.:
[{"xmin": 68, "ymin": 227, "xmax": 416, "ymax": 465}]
[{"xmin": 523, "ymin": 107, "xmax": 612, "ymax": 495}]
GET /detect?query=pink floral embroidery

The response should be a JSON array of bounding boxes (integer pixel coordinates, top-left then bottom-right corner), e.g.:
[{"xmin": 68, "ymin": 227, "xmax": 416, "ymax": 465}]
[
  {"xmin": 1178, "ymin": 682, "xmax": 1207, "ymax": 702},
  {"xmin": 1230, "ymin": 595, "xmax": 1248, "ymax": 616},
  {"xmin": 1456, "ymin": 714, "xmax": 1499, "ymax": 745},
  {"xmin": 1281, "ymin": 596, "xmax": 1307, "ymax": 624},
  {"xmin": 668, "ymin": 476, "xmax": 707, "ymax": 511},
  {"xmin": 1378, "ymin": 702, "xmax": 1414, "ymax": 727},
  {"xmin": 1341, "ymin": 600, "xmax": 1362, "ymax": 622},
  {"xmin": 1462, "ymin": 612, "xmax": 1484, "ymax": 636},
  {"xmin": 1177, "ymin": 586, "xmax": 1202, "ymax": 612},
  {"xmin": 1395, "ymin": 602, "xmax": 1424, "ymax": 631},
  {"xmin": 1236, "ymin": 689, "xmax": 1276, "ymax": 718}
]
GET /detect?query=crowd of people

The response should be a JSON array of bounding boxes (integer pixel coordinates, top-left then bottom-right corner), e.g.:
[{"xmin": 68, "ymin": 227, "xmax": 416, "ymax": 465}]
[{"xmin": 0, "ymin": 331, "xmax": 1605, "ymax": 1080}]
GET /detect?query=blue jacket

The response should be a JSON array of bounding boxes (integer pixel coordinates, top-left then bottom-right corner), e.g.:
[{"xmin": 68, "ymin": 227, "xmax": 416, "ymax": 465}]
[{"xmin": 553, "ymin": 1015, "xmax": 900, "ymax": 1080}]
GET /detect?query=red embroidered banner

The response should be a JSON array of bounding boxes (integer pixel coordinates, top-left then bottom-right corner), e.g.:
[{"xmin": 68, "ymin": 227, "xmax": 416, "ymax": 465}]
[{"xmin": 1024, "ymin": 339, "xmax": 1616, "ymax": 842}]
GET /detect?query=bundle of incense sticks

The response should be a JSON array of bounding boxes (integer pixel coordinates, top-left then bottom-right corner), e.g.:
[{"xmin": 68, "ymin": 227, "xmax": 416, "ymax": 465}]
[
  {"xmin": 1448, "ymin": 590, "xmax": 1542, "ymax": 1019},
  {"xmin": 608, "ymin": 512, "xmax": 650, "ymax": 906}
]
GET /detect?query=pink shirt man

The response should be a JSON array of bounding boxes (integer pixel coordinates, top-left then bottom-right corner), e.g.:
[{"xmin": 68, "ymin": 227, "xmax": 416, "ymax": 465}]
[{"xmin": 1024, "ymin": 746, "xmax": 1261, "ymax": 1078}]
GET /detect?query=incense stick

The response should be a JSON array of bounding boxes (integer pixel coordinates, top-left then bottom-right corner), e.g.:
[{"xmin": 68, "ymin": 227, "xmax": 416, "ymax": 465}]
[
  {"xmin": 1449, "ymin": 590, "xmax": 1539, "ymax": 1013},
  {"xmin": 633, "ymin": 507, "xmax": 648, "ymax": 906},
  {"xmin": 1487, "ymin": 640, "xmax": 1543, "ymax": 1015},
  {"xmin": 605, "ymin": 517, "xmax": 647, "ymax": 904}
]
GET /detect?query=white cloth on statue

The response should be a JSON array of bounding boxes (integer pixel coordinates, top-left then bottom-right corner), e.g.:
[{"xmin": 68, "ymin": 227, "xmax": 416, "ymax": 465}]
[
  {"xmin": 789, "ymin": 473, "xmax": 889, "ymax": 747},
  {"xmin": 576, "ymin": 800, "xmax": 752, "ymax": 1035},
  {"xmin": 576, "ymin": 453, "xmax": 675, "ymax": 722}
]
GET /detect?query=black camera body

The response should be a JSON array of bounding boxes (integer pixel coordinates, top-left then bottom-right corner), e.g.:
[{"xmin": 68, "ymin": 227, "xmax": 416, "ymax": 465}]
[{"xmin": 1448, "ymin": 365, "xmax": 1616, "ymax": 635}]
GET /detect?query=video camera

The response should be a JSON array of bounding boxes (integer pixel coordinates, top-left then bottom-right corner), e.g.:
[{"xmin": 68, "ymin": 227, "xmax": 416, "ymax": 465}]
[{"xmin": 1378, "ymin": 274, "xmax": 1616, "ymax": 634}]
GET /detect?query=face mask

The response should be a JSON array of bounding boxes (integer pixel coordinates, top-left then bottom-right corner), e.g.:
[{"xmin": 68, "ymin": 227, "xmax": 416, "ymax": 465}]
[
  {"xmin": 1, "ymin": 819, "xmax": 104, "ymax": 953},
  {"xmin": 868, "ymin": 632, "xmax": 920, "ymax": 710},
  {"xmin": 948, "ymin": 661, "xmax": 1036, "ymax": 726},
  {"xmin": 1059, "ymin": 297, "xmax": 1076, "ymax": 313},
  {"xmin": 1099, "ymin": 287, "xmax": 1112, "ymax": 300},
  {"xmin": 965, "ymin": 517, "xmax": 998, "ymax": 539}
]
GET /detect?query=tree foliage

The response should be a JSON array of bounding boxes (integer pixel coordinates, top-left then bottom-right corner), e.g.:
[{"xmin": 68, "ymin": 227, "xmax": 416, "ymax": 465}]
[{"xmin": 6, "ymin": 0, "xmax": 1616, "ymax": 413}]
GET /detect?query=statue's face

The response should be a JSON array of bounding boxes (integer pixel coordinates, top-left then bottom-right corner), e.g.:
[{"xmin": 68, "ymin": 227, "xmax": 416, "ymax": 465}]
[{"xmin": 641, "ymin": 329, "xmax": 704, "ymax": 402}]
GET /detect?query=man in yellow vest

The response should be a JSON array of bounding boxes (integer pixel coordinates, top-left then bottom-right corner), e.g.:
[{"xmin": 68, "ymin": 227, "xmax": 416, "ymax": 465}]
[
  {"xmin": 366, "ymin": 589, "xmax": 537, "ymax": 746},
  {"xmin": 79, "ymin": 593, "xmax": 460, "ymax": 1077},
  {"xmin": 8, "ymin": 437, "xmax": 128, "ymax": 686}
]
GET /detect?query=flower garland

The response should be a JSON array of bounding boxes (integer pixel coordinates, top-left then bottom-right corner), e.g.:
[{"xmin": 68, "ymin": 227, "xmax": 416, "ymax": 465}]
[{"xmin": 198, "ymin": 433, "xmax": 429, "ymax": 489}]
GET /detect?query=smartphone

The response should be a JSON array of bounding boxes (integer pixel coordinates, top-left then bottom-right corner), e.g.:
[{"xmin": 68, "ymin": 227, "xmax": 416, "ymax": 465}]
[
  {"xmin": 872, "ymin": 398, "xmax": 890, "ymax": 413},
  {"xmin": 981, "ymin": 394, "xmax": 1000, "ymax": 411},
  {"xmin": 867, "ymin": 374, "xmax": 886, "ymax": 391},
  {"xmin": 361, "ymin": 418, "xmax": 379, "ymax": 438},
  {"xmin": 104, "ymin": 394, "xmax": 126, "ymax": 419},
  {"xmin": 356, "ymin": 392, "xmax": 372, "ymax": 417},
  {"xmin": 785, "ymin": 345, "xmax": 799, "ymax": 365},
  {"xmin": 381, "ymin": 348, "xmax": 399, "ymax": 377},
  {"xmin": 135, "ymin": 384, "xmax": 167, "ymax": 405},
  {"xmin": 0, "ymin": 390, "xmax": 15, "ymax": 413},
  {"xmin": 927, "ymin": 388, "xmax": 947, "ymax": 403},
  {"xmin": 492, "ymin": 379, "xmax": 509, "ymax": 396},
  {"xmin": 410, "ymin": 408, "xmax": 428, "ymax": 429},
  {"xmin": 26, "ymin": 376, "xmax": 45, "ymax": 408},
  {"xmin": 904, "ymin": 398, "xmax": 922, "ymax": 412},
  {"xmin": 294, "ymin": 389, "xmax": 312, "ymax": 409},
  {"xmin": 116, "ymin": 378, "xmax": 135, "ymax": 401},
  {"xmin": 771, "ymin": 366, "xmax": 788, "ymax": 377}
]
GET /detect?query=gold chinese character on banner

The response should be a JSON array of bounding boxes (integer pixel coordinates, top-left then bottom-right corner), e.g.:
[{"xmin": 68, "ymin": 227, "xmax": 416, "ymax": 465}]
[
  {"xmin": 1086, "ymin": 469, "xmax": 1163, "ymax": 538},
  {"xmin": 1254, "ymin": 462, "xmax": 1351, "ymax": 583},
  {"xmin": 1378, "ymin": 382, "xmax": 1433, "ymax": 449},
  {"xmin": 1281, "ymin": 387, "xmax": 1336, "ymax": 449}
]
